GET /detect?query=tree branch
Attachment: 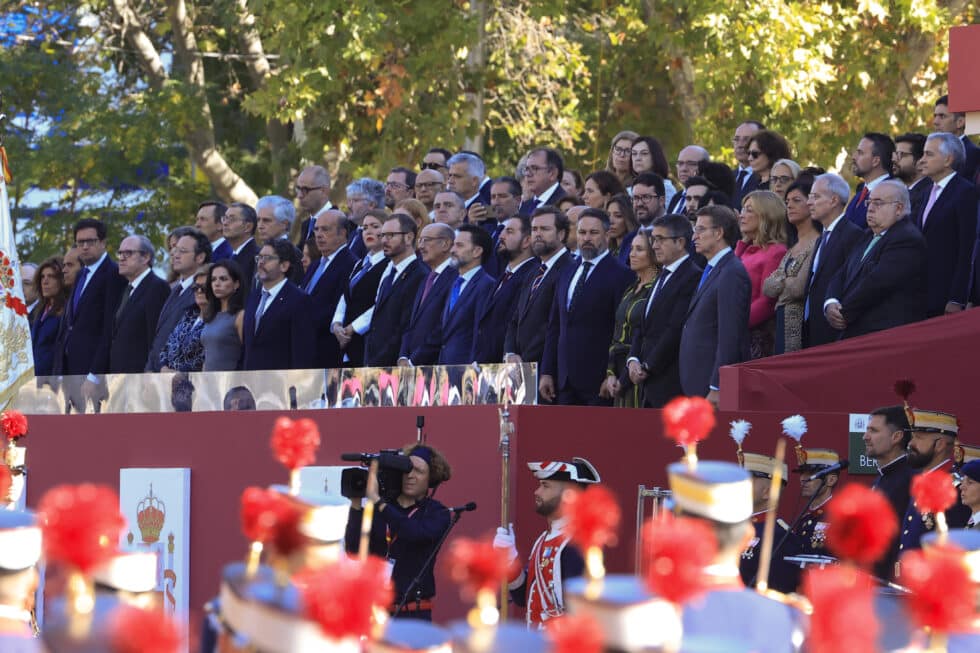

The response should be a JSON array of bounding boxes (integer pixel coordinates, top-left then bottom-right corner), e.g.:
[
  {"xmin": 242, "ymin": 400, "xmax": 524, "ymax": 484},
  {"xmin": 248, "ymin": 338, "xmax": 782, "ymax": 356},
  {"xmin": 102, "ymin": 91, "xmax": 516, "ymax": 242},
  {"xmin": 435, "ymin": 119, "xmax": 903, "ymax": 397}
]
[{"xmin": 110, "ymin": 0, "xmax": 168, "ymax": 90}]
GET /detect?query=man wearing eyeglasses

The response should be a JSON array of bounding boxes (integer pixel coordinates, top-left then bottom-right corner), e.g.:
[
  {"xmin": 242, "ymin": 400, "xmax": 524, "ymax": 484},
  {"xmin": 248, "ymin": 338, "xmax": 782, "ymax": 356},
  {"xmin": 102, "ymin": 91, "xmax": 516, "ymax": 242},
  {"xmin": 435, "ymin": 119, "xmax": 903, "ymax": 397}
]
[
  {"xmin": 420, "ymin": 147, "xmax": 451, "ymax": 174},
  {"xmin": 106, "ymin": 235, "xmax": 170, "ymax": 374},
  {"xmin": 294, "ymin": 165, "xmax": 333, "ymax": 243},
  {"xmin": 632, "ymin": 172, "xmax": 666, "ymax": 227},
  {"xmin": 892, "ymin": 133, "xmax": 931, "ymax": 218},
  {"xmin": 843, "ymin": 133, "xmax": 895, "ymax": 229},
  {"xmin": 384, "ymin": 167, "xmax": 416, "ymax": 209},
  {"xmin": 824, "ymin": 180, "xmax": 927, "ymax": 340},
  {"xmin": 666, "ymin": 145, "xmax": 710, "ymax": 214},
  {"xmin": 414, "ymin": 169, "xmax": 445, "ymax": 217},
  {"xmin": 733, "ymin": 120, "xmax": 764, "ymax": 206},
  {"xmin": 399, "ymin": 223, "xmax": 458, "ymax": 366},
  {"xmin": 304, "ymin": 210, "xmax": 356, "ymax": 369},
  {"xmin": 518, "ymin": 148, "xmax": 566, "ymax": 217}
]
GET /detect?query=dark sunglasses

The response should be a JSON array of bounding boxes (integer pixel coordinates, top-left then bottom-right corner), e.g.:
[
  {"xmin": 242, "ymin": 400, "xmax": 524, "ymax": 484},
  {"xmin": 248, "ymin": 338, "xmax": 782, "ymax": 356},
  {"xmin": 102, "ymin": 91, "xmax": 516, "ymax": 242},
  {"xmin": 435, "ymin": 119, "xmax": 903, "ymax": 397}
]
[{"xmin": 420, "ymin": 162, "xmax": 446, "ymax": 170}]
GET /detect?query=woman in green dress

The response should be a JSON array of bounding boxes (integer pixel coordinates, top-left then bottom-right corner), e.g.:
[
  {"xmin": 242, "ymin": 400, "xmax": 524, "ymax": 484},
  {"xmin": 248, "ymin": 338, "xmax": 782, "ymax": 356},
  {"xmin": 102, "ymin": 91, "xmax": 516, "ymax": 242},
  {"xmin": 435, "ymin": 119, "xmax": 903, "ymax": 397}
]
[{"xmin": 602, "ymin": 228, "xmax": 659, "ymax": 408}]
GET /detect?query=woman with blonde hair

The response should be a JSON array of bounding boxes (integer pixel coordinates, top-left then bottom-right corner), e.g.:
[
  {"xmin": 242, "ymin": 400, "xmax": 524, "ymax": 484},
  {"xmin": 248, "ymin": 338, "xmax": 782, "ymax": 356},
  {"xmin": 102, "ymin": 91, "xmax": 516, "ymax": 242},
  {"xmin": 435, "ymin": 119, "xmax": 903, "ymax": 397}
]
[
  {"xmin": 605, "ymin": 129, "xmax": 639, "ymax": 188},
  {"xmin": 394, "ymin": 198, "xmax": 431, "ymax": 230},
  {"xmin": 769, "ymin": 159, "xmax": 801, "ymax": 199},
  {"xmin": 736, "ymin": 190, "xmax": 788, "ymax": 359}
]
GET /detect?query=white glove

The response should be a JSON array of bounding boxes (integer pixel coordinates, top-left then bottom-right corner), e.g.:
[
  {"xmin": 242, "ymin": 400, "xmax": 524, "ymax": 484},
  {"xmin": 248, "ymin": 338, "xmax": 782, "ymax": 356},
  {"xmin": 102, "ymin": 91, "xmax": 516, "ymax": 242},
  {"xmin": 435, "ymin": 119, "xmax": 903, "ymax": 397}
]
[{"xmin": 493, "ymin": 523, "xmax": 519, "ymax": 563}]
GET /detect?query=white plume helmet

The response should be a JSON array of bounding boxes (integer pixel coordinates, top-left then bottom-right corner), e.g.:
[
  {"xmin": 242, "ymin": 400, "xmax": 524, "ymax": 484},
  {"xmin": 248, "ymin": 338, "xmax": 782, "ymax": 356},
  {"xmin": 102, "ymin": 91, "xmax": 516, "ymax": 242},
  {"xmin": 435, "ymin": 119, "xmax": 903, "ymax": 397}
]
[
  {"xmin": 781, "ymin": 415, "xmax": 808, "ymax": 442},
  {"xmin": 728, "ymin": 420, "xmax": 752, "ymax": 447}
]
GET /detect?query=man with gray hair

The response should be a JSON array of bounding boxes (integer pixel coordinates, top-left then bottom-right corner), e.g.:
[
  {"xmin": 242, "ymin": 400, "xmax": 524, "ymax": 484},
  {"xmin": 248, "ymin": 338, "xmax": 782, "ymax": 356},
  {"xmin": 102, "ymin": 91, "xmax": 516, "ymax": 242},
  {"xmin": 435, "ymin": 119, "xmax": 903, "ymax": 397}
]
[
  {"xmin": 295, "ymin": 165, "xmax": 333, "ymax": 243},
  {"xmin": 447, "ymin": 151, "xmax": 491, "ymax": 220},
  {"xmin": 667, "ymin": 145, "xmax": 710, "ymax": 214},
  {"xmin": 824, "ymin": 178, "xmax": 927, "ymax": 339},
  {"xmin": 107, "ymin": 234, "xmax": 170, "ymax": 373},
  {"xmin": 802, "ymin": 173, "xmax": 864, "ymax": 348},
  {"xmin": 346, "ymin": 178, "xmax": 386, "ymax": 259},
  {"xmin": 915, "ymin": 131, "xmax": 978, "ymax": 316},
  {"xmin": 256, "ymin": 195, "xmax": 296, "ymax": 244}
]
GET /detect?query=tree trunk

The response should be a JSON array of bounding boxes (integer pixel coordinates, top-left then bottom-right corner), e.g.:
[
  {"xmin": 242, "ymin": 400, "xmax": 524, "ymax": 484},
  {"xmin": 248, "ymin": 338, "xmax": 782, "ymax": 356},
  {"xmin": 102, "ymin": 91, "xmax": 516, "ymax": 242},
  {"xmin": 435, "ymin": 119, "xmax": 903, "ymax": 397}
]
[{"xmin": 462, "ymin": 0, "xmax": 487, "ymax": 154}]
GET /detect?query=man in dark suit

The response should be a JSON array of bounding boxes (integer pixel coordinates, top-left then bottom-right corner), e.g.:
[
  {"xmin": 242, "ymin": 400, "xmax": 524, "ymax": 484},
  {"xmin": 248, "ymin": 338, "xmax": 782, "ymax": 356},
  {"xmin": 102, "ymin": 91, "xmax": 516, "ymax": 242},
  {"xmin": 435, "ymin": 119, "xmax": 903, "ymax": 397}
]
[
  {"xmin": 667, "ymin": 145, "xmax": 710, "ymax": 214},
  {"xmin": 345, "ymin": 178, "xmax": 385, "ymax": 260},
  {"xmin": 914, "ymin": 132, "xmax": 978, "ymax": 316},
  {"xmin": 364, "ymin": 214, "xmax": 427, "ymax": 367},
  {"xmin": 295, "ymin": 165, "xmax": 334, "ymax": 244},
  {"xmin": 934, "ymin": 94, "xmax": 980, "ymax": 183},
  {"xmin": 302, "ymin": 209, "xmax": 356, "ymax": 368},
  {"xmin": 399, "ymin": 223, "xmax": 457, "ymax": 366},
  {"xmin": 626, "ymin": 215, "xmax": 702, "ymax": 408},
  {"xmin": 863, "ymin": 405, "xmax": 915, "ymax": 581},
  {"xmin": 824, "ymin": 180, "xmax": 928, "ymax": 339},
  {"xmin": 893, "ymin": 133, "xmax": 932, "ymax": 219},
  {"xmin": 105, "ymin": 235, "xmax": 170, "ymax": 373},
  {"xmin": 242, "ymin": 240, "xmax": 316, "ymax": 370},
  {"xmin": 540, "ymin": 208, "xmax": 635, "ymax": 406},
  {"xmin": 802, "ymin": 173, "xmax": 864, "ymax": 348},
  {"xmin": 477, "ymin": 176, "xmax": 524, "ymax": 279},
  {"xmin": 504, "ymin": 207, "xmax": 573, "ymax": 368},
  {"xmin": 843, "ymin": 132, "xmax": 895, "ymax": 229},
  {"xmin": 447, "ymin": 152, "xmax": 490, "ymax": 220},
  {"xmin": 519, "ymin": 148, "xmax": 566, "ymax": 216},
  {"xmin": 224, "ymin": 202, "xmax": 259, "ymax": 285},
  {"xmin": 733, "ymin": 120, "xmax": 764, "ymax": 207},
  {"xmin": 474, "ymin": 216, "xmax": 536, "ymax": 363},
  {"xmin": 438, "ymin": 224, "xmax": 496, "ymax": 365},
  {"xmin": 679, "ymin": 205, "xmax": 751, "ymax": 406},
  {"xmin": 146, "ymin": 227, "xmax": 211, "ymax": 371},
  {"xmin": 195, "ymin": 201, "xmax": 232, "ymax": 261}
]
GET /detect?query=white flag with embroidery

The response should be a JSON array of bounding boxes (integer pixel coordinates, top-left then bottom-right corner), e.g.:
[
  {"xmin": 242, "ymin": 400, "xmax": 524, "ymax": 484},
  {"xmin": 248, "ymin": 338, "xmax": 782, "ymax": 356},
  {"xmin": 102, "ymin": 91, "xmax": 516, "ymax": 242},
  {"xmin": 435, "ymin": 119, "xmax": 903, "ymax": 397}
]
[{"xmin": 0, "ymin": 159, "xmax": 34, "ymax": 409}]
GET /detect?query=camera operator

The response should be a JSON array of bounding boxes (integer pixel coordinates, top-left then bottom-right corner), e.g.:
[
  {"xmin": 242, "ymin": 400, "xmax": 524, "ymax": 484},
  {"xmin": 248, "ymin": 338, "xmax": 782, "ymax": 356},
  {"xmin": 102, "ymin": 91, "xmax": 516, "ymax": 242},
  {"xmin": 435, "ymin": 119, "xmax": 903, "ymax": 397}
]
[{"xmin": 344, "ymin": 443, "xmax": 452, "ymax": 621}]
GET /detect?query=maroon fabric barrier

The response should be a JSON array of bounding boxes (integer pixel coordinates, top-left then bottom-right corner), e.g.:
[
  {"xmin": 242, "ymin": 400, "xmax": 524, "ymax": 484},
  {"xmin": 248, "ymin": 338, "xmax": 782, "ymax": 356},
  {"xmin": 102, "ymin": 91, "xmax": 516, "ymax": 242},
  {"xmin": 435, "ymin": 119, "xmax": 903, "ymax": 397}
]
[
  {"xmin": 26, "ymin": 405, "xmax": 855, "ymax": 633},
  {"xmin": 721, "ymin": 310, "xmax": 977, "ymax": 432}
]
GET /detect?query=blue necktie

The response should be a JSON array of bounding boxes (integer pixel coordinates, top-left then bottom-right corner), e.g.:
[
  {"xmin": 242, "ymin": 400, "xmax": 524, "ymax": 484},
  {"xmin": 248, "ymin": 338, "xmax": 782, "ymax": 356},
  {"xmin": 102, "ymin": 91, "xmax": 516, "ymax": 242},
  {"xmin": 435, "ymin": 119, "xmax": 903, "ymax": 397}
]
[
  {"xmin": 448, "ymin": 276, "xmax": 464, "ymax": 312},
  {"xmin": 306, "ymin": 257, "xmax": 328, "ymax": 293},
  {"xmin": 350, "ymin": 257, "xmax": 373, "ymax": 287},
  {"xmin": 71, "ymin": 266, "xmax": 90, "ymax": 314},
  {"xmin": 697, "ymin": 264, "xmax": 713, "ymax": 292},
  {"xmin": 377, "ymin": 269, "xmax": 396, "ymax": 304}
]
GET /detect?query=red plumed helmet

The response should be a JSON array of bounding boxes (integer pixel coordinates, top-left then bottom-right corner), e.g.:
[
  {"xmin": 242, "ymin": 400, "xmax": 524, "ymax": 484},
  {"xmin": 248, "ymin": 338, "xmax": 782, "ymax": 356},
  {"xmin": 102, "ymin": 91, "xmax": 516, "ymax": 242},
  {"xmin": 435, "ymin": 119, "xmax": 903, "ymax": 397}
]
[
  {"xmin": 270, "ymin": 417, "xmax": 321, "ymax": 471},
  {"xmin": 298, "ymin": 556, "xmax": 393, "ymax": 640},
  {"xmin": 38, "ymin": 484, "xmax": 126, "ymax": 573},
  {"xmin": 1, "ymin": 409, "xmax": 27, "ymax": 440},
  {"xmin": 824, "ymin": 484, "xmax": 897, "ymax": 567},
  {"xmin": 108, "ymin": 605, "xmax": 183, "ymax": 653},
  {"xmin": 804, "ymin": 566, "xmax": 879, "ymax": 653},
  {"xmin": 546, "ymin": 613, "xmax": 605, "ymax": 653},
  {"xmin": 910, "ymin": 470, "xmax": 957, "ymax": 515},
  {"xmin": 563, "ymin": 485, "xmax": 620, "ymax": 550},
  {"xmin": 267, "ymin": 494, "xmax": 305, "ymax": 557},
  {"xmin": 446, "ymin": 536, "xmax": 517, "ymax": 595},
  {"xmin": 893, "ymin": 379, "xmax": 916, "ymax": 401},
  {"xmin": 642, "ymin": 515, "xmax": 717, "ymax": 604},
  {"xmin": 901, "ymin": 545, "xmax": 975, "ymax": 632},
  {"xmin": 662, "ymin": 397, "xmax": 715, "ymax": 448},
  {"xmin": 240, "ymin": 486, "xmax": 282, "ymax": 543}
]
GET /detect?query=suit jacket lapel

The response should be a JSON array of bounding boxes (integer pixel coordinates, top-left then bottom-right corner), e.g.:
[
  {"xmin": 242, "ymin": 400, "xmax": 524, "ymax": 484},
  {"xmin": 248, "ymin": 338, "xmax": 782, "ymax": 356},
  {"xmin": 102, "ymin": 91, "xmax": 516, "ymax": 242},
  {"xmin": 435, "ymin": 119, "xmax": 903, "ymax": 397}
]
[
  {"xmin": 687, "ymin": 251, "xmax": 730, "ymax": 315},
  {"xmin": 256, "ymin": 285, "xmax": 287, "ymax": 336}
]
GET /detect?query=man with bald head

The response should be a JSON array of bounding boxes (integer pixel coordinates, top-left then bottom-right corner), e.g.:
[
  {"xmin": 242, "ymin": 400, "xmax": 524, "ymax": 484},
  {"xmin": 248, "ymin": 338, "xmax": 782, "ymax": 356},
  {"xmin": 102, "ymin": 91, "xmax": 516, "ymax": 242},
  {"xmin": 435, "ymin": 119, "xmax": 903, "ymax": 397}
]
[
  {"xmin": 304, "ymin": 209, "xmax": 356, "ymax": 368},
  {"xmin": 295, "ymin": 165, "xmax": 333, "ymax": 243},
  {"xmin": 824, "ymin": 179, "xmax": 927, "ymax": 339},
  {"xmin": 106, "ymin": 235, "xmax": 170, "ymax": 373},
  {"xmin": 399, "ymin": 223, "xmax": 458, "ymax": 366},
  {"xmin": 414, "ymin": 168, "xmax": 445, "ymax": 218},
  {"xmin": 667, "ymin": 145, "xmax": 710, "ymax": 214}
]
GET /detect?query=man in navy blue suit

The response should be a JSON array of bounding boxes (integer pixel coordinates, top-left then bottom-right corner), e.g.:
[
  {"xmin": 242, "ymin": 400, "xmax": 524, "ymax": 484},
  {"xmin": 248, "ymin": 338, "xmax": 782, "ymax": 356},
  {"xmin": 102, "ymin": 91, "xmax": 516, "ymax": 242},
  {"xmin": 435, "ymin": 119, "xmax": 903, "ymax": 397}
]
[
  {"xmin": 474, "ymin": 216, "xmax": 536, "ymax": 363},
  {"xmin": 802, "ymin": 174, "xmax": 864, "ymax": 348},
  {"xmin": 914, "ymin": 132, "xmax": 977, "ymax": 317},
  {"xmin": 540, "ymin": 208, "xmax": 635, "ymax": 406},
  {"xmin": 824, "ymin": 180, "xmax": 927, "ymax": 339},
  {"xmin": 447, "ymin": 152, "xmax": 490, "ymax": 221},
  {"xmin": 438, "ymin": 224, "xmax": 496, "ymax": 365},
  {"xmin": 303, "ymin": 209, "xmax": 356, "ymax": 368},
  {"xmin": 892, "ymin": 133, "xmax": 932, "ymax": 219},
  {"xmin": 364, "ymin": 214, "xmax": 427, "ymax": 367},
  {"xmin": 105, "ymin": 235, "xmax": 170, "ymax": 373},
  {"xmin": 843, "ymin": 132, "xmax": 895, "ymax": 229},
  {"xmin": 242, "ymin": 240, "xmax": 315, "ymax": 370},
  {"xmin": 399, "ymin": 223, "xmax": 457, "ymax": 366},
  {"xmin": 195, "ymin": 201, "xmax": 232, "ymax": 261},
  {"xmin": 224, "ymin": 202, "xmax": 259, "ymax": 285},
  {"xmin": 934, "ymin": 94, "xmax": 980, "ymax": 183},
  {"xmin": 295, "ymin": 165, "xmax": 335, "ymax": 245},
  {"xmin": 519, "ymin": 148, "xmax": 566, "ymax": 216},
  {"xmin": 476, "ymin": 176, "xmax": 523, "ymax": 279}
]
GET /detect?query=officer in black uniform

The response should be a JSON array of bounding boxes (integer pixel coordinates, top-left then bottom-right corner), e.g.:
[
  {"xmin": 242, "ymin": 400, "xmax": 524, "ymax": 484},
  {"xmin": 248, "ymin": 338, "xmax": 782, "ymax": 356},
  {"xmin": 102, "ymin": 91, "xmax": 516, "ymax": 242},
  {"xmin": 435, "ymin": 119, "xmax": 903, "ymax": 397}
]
[{"xmin": 791, "ymin": 448, "xmax": 840, "ymax": 557}]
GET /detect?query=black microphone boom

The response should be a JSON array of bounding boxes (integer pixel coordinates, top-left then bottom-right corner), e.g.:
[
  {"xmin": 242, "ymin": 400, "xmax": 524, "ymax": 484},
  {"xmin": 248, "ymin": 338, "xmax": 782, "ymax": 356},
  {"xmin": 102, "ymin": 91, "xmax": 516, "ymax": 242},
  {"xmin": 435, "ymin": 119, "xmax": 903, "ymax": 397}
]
[
  {"xmin": 810, "ymin": 460, "xmax": 849, "ymax": 479},
  {"xmin": 449, "ymin": 502, "xmax": 477, "ymax": 514}
]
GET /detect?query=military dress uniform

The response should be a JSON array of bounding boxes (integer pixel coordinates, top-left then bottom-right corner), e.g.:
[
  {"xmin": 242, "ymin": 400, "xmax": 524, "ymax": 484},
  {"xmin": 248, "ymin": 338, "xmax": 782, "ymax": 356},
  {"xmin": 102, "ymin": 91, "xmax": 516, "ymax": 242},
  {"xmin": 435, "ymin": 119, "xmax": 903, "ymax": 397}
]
[
  {"xmin": 898, "ymin": 458, "xmax": 971, "ymax": 555},
  {"xmin": 791, "ymin": 448, "xmax": 840, "ymax": 558},
  {"xmin": 0, "ymin": 510, "xmax": 41, "ymax": 652}
]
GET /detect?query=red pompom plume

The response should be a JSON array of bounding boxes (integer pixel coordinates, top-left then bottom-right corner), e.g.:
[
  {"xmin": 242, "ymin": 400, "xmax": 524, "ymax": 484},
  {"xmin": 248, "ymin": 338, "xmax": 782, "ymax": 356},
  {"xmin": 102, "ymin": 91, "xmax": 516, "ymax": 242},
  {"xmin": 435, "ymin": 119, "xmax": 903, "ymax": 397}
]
[
  {"xmin": 546, "ymin": 613, "xmax": 605, "ymax": 653},
  {"xmin": 1, "ymin": 409, "xmax": 27, "ymax": 440},
  {"xmin": 270, "ymin": 417, "xmax": 321, "ymax": 471},
  {"xmin": 804, "ymin": 566, "xmax": 878, "ymax": 653},
  {"xmin": 910, "ymin": 470, "xmax": 956, "ymax": 516},
  {"xmin": 563, "ymin": 485, "xmax": 620, "ymax": 550},
  {"xmin": 240, "ymin": 487, "xmax": 283, "ymax": 543},
  {"xmin": 298, "ymin": 557, "xmax": 393, "ymax": 640},
  {"xmin": 108, "ymin": 605, "xmax": 183, "ymax": 653},
  {"xmin": 38, "ymin": 484, "xmax": 125, "ymax": 573},
  {"xmin": 893, "ymin": 379, "xmax": 916, "ymax": 401},
  {"xmin": 901, "ymin": 546, "xmax": 975, "ymax": 632},
  {"xmin": 662, "ymin": 397, "xmax": 715, "ymax": 449},
  {"xmin": 824, "ymin": 484, "xmax": 897, "ymax": 567},
  {"xmin": 446, "ymin": 537, "xmax": 517, "ymax": 595},
  {"xmin": 642, "ymin": 515, "xmax": 717, "ymax": 604}
]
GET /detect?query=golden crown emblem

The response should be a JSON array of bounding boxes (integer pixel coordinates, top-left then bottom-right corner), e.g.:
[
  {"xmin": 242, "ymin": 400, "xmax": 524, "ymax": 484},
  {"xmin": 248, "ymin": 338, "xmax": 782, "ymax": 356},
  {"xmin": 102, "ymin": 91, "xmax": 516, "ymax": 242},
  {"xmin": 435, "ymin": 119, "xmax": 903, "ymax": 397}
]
[{"xmin": 137, "ymin": 484, "xmax": 166, "ymax": 543}]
